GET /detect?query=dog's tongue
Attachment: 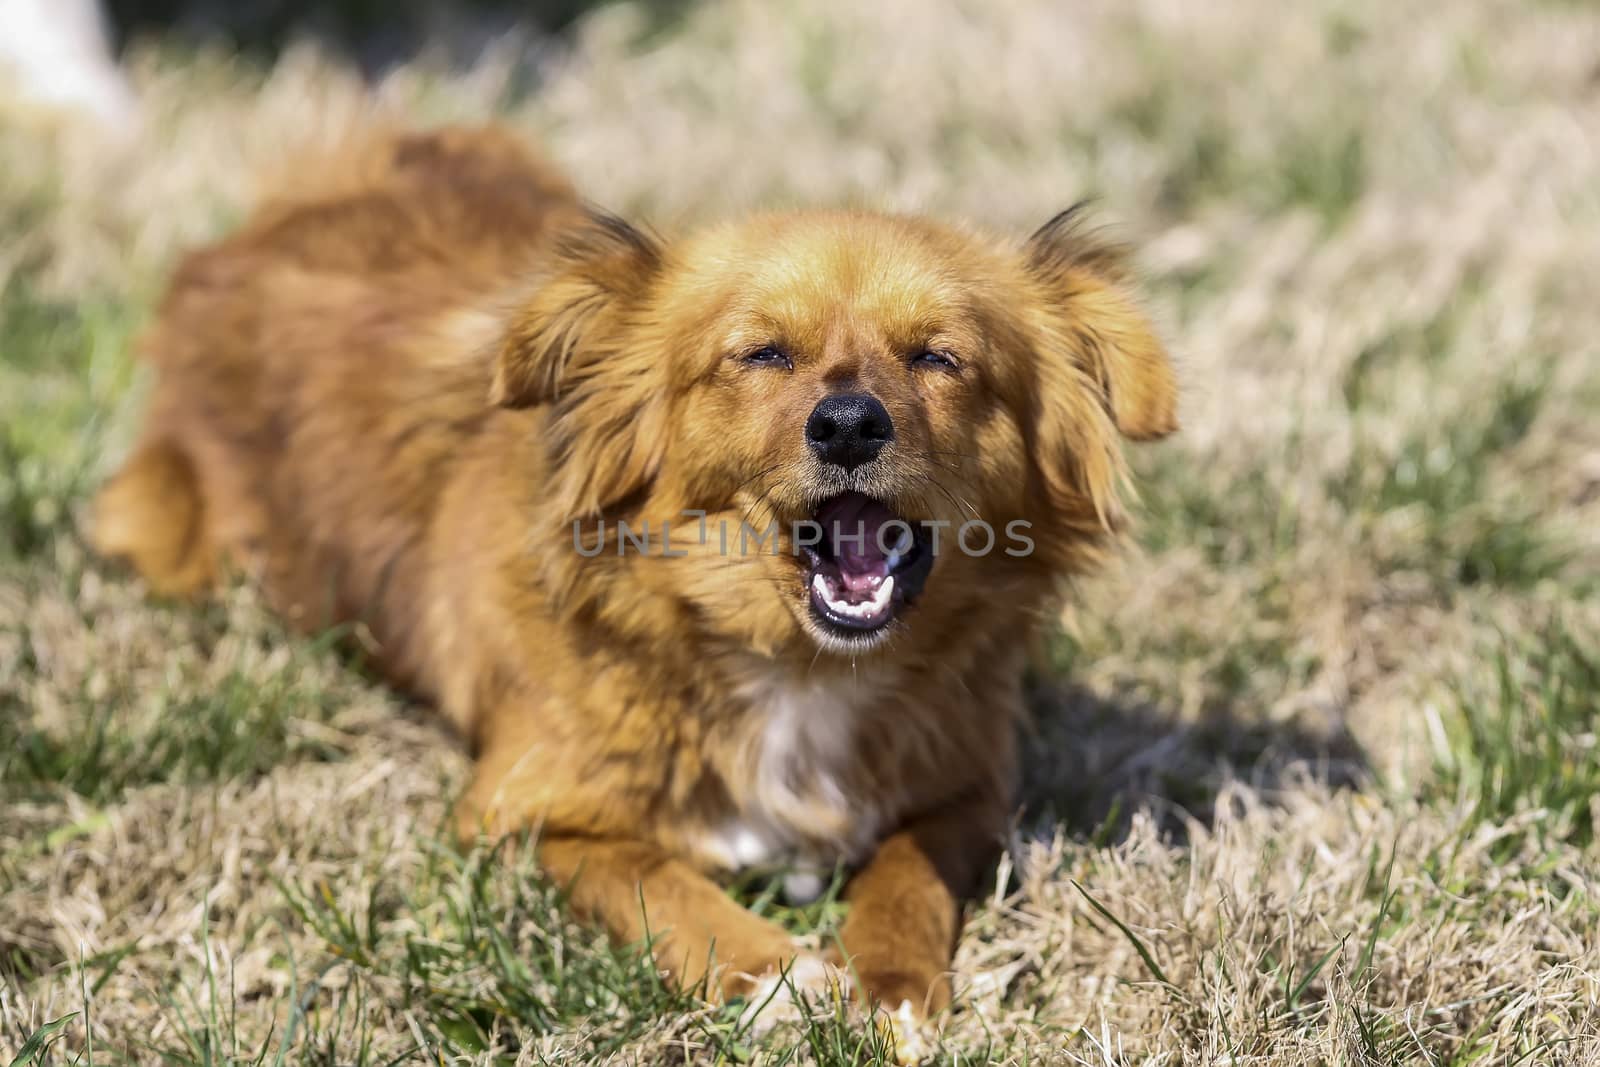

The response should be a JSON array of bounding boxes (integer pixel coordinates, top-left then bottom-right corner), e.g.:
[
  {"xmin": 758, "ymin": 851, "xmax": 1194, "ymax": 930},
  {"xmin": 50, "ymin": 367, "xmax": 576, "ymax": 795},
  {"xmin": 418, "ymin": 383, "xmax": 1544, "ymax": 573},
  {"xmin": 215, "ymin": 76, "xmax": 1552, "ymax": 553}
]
[{"xmin": 817, "ymin": 492, "xmax": 899, "ymax": 593}]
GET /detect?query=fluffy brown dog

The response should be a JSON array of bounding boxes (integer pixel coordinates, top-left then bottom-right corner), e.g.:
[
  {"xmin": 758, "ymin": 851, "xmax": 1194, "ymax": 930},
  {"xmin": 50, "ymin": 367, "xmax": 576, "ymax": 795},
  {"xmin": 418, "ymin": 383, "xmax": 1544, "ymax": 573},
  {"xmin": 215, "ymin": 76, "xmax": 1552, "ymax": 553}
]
[{"xmin": 92, "ymin": 126, "xmax": 1176, "ymax": 1049}]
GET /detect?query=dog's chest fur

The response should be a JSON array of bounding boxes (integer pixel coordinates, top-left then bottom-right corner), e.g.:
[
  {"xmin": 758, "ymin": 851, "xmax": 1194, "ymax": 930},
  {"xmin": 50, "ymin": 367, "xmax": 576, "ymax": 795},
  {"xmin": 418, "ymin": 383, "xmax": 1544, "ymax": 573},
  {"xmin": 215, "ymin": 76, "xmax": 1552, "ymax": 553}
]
[{"xmin": 691, "ymin": 667, "xmax": 898, "ymax": 898}]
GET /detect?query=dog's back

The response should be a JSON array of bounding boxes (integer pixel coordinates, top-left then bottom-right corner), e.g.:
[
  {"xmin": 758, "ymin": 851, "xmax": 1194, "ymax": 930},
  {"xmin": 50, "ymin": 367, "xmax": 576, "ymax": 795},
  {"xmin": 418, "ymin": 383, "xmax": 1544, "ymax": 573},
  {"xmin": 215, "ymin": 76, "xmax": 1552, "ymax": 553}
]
[{"xmin": 92, "ymin": 128, "xmax": 581, "ymax": 690}]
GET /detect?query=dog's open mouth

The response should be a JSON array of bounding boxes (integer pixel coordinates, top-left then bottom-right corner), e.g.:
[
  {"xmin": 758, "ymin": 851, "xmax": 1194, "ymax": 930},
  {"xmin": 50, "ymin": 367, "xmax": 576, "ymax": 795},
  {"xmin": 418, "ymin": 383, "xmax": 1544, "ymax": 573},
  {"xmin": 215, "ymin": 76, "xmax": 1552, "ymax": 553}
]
[{"xmin": 802, "ymin": 491, "xmax": 934, "ymax": 636}]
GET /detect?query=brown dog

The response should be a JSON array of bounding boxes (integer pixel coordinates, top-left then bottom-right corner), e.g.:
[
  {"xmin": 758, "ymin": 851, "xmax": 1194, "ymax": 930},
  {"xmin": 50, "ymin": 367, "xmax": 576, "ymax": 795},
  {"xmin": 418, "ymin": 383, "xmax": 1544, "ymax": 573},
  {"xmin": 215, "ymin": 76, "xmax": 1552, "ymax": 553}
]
[{"xmin": 92, "ymin": 126, "xmax": 1176, "ymax": 1050}]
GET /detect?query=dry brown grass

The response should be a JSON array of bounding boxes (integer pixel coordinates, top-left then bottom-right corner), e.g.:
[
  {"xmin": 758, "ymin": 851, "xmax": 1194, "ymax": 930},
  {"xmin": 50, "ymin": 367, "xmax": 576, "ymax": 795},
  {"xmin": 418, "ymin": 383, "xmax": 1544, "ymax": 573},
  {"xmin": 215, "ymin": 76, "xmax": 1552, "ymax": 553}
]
[{"xmin": 4, "ymin": 0, "xmax": 1600, "ymax": 1063}]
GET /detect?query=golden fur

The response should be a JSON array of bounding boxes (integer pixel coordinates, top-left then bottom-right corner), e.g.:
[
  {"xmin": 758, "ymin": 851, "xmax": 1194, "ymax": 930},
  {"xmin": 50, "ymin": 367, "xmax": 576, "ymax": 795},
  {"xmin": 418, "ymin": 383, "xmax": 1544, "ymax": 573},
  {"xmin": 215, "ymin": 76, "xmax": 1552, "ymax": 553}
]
[{"xmin": 92, "ymin": 126, "xmax": 1177, "ymax": 1041}]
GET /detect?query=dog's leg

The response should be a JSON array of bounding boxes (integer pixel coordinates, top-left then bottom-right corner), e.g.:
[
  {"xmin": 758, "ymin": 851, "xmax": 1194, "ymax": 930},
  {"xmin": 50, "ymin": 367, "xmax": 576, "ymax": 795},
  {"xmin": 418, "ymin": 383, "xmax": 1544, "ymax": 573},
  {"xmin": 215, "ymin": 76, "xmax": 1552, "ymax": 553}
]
[
  {"xmin": 533, "ymin": 836, "xmax": 842, "ymax": 1006},
  {"xmin": 456, "ymin": 723, "xmax": 837, "ymax": 1005},
  {"xmin": 90, "ymin": 436, "xmax": 215, "ymax": 596},
  {"xmin": 833, "ymin": 798, "xmax": 1005, "ymax": 1057}
]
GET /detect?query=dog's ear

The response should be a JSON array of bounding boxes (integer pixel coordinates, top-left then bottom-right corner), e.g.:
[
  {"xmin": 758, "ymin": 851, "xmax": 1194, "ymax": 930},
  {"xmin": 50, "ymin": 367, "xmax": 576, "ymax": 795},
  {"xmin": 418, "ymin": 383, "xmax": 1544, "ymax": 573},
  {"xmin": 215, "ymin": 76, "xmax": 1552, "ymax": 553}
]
[
  {"xmin": 491, "ymin": 211, "xmax": 662, "ymax": 408},
  {"xmin": 1025, "ymin": 206, "xmax": 1178, "ymax": 441},
  {"xmin": 492, "ymin": 211, "xmax": 668, "ymax": 518},
  {"xmin": 1022, "ymin": 206, "xmax": 1177, "ymax": 525}
]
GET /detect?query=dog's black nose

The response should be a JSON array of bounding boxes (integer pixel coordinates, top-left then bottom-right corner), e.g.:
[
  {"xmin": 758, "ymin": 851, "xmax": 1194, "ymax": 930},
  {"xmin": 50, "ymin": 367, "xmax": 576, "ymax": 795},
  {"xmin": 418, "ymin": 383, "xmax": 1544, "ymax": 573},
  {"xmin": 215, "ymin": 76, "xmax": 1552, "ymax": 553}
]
[{"xmin": 805, "ymin": 393, "xmax": 894, "ymax": 470}]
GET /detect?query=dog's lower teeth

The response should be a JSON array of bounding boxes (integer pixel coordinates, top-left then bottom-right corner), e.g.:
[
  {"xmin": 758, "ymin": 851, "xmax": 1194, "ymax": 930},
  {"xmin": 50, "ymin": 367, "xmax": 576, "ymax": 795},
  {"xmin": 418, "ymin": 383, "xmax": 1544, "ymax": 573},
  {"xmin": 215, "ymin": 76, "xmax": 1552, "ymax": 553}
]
[{"xmin": 812, "ymin": 573, "xmax": 895, "ymax": 622}]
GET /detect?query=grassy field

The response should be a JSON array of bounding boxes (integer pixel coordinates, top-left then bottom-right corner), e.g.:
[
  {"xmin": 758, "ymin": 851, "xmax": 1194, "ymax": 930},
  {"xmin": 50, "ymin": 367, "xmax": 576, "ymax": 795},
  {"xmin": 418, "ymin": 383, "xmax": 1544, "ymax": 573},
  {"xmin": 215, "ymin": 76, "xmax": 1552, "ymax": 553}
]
[{"xmin": 3, "ymin": 0, "xmax": 1599, "ymax": 1063}]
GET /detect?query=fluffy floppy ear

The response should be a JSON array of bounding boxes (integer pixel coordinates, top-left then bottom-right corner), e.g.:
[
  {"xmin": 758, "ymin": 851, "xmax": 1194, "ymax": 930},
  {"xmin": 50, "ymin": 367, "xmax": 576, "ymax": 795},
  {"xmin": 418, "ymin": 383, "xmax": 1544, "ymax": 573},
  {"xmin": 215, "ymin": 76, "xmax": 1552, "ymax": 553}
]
[
  {"xmin": 491, "ymin": 211, "xmax": 668, "ymax": 518},
  {"xmin": 1021, "ymin": 206, "xmax": 1177, "ymax": 529},
  {"xmin": 1025, "ymin": 206, "xmax": 1178, "ymax": 442}
]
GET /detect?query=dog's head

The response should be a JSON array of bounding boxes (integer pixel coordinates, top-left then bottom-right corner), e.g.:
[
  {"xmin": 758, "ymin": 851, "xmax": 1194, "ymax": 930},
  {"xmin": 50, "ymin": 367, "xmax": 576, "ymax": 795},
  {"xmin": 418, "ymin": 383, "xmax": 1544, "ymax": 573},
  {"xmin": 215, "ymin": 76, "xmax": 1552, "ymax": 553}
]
[{"xmin": 493, "ymin": 207, "xmax": 1176, "ymax": 656}]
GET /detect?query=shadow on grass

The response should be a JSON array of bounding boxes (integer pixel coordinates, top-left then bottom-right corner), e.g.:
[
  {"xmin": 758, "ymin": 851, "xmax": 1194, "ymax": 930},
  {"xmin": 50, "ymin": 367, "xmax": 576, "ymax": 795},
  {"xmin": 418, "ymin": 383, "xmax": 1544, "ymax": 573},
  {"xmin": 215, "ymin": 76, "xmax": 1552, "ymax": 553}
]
[
  {"xmin": 107, "ymin": 0, "xmax": 700, "ymax": 76},
  {"xmin": 1020, "ymin": 679, "xmax": 1370, "ymax": 845}
]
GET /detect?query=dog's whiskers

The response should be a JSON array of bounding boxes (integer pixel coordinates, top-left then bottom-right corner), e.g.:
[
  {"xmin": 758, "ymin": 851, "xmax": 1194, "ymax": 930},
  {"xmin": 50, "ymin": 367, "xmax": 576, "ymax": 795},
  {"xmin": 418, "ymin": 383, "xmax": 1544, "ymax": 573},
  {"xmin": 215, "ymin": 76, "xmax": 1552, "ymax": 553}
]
[{"xmin": 907, "ymin": 470, "xmax": 981, "ymax": 523}]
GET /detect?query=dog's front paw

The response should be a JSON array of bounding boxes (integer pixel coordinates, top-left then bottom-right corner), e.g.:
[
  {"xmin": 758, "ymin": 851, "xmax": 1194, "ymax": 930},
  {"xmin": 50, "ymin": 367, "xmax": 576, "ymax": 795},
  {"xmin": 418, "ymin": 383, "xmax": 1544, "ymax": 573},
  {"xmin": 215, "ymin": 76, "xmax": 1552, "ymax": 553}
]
[
  {"xmin": 874, "ymin": 999, "xmax": 934, "ymax": 1066},
  {"xmin": 736, "ymin": 953, "xmax": 852, "ymax": 1034},
  {"xmin": 848, "ymin": 967, "xmax": 946, "ymax": 1065},
  {"xmin": 851, "ymin": 965, "xmax": 950, "ymax": 1016}
]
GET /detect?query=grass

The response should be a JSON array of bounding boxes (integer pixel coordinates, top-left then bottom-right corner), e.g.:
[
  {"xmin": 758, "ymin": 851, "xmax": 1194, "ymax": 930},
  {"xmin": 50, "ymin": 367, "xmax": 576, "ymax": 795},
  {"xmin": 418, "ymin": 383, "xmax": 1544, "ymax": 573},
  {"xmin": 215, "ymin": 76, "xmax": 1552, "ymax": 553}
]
[
  {"xmin": 1428, "ymin": 625, "xmax": 1600, "ymax": 855},
  {"xmin": 0, "ymin": 653, "xmax": 352, "ymax": 808},
  {"xmin": 0, "ymin": 286, "xmax": 137, "ymax": 563},
  {"xmin": 4, "ymin": 0, "xmax": 1600, "ymax": 1063}
]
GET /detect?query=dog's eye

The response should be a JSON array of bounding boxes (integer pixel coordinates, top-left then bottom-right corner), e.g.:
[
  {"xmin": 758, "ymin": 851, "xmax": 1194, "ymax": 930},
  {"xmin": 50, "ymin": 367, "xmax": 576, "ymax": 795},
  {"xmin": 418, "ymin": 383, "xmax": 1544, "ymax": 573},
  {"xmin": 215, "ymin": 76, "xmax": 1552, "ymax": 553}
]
[
  {"xmin": 913, "ymin": 349, "xmax": 960, "ymax": 371},
  {"xmin": 742, "ymin": 345, "xmax": 793, "ymax": 369}
]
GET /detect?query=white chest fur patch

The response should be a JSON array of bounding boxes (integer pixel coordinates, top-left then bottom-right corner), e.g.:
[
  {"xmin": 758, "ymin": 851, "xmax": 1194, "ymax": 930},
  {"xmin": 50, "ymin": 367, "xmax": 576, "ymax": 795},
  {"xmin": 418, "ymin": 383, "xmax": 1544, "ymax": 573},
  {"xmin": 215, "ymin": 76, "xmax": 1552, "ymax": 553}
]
[{"xmin": 695, "ymin": 670, "xmax": 895, "ymax": 900}]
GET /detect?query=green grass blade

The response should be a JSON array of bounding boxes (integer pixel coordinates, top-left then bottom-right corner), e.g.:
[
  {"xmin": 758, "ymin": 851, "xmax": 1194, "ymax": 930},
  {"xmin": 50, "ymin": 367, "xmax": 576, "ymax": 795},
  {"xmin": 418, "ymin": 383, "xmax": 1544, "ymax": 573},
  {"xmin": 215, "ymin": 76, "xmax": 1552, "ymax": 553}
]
[
  {"xmin": 1072, "ymin": 880, "xmax": 1180, "ymax": 994},
  {"xmin": 7, "ymin": 1013, "xmax": 78, "ymax": 1067}
]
